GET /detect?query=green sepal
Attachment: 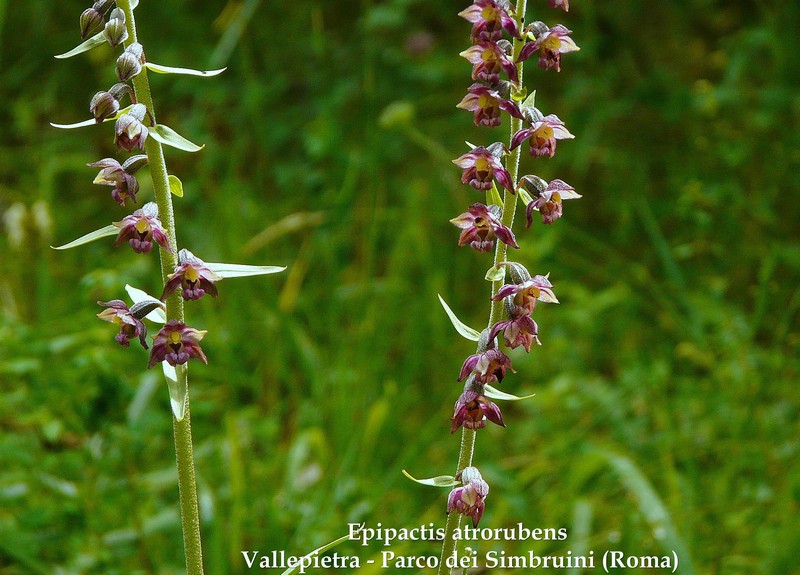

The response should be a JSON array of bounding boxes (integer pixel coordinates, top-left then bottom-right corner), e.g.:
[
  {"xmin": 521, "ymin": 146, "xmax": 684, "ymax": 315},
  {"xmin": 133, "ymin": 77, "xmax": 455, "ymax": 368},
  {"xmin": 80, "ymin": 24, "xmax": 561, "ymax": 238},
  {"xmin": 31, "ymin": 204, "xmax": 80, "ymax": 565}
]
[
  {"xmin": 168, "ymin": 174, "xmax": 183, "ymax": 197},
  {"xmin": 51, "ymin": 224, "xmax": 118, "ymax": 250},
  {"xmin": 54, "ymin": 32, "xmax": 106, "ymax": 59},
  {"xmin": 205, "ymin": 262, "xmax": 286, "ymax": 279},
  {"xmin": 437, "ymin": 294, "xmax": 480, "ymax": 341},
  {"xmin": 279, "ymin": 534, "xmax": 351, "ymax": 575},
  {"xmin": 484, "ymin": 384, "xmax": 536, "ymax": 401},
  {"xmin": 150, "ymin": 124, "xmax": 204, "ymax": 152},
  {"xmin": 144, "ymin": 62, "xmax": 226, "ymax": 77},
  {"xmin": 485, "ymin": 264, "xmax": 506, "ymax": 283},
  {"xmin": 51, "ymin": 104, "xmax": 134, "ymax": 129},
  {"xmin": 487, "ymin": 182, "xmax": 504, "ymax": 207},
  {"xmin": 162, "ymin": 362, "xmax": 188, "ymax": 421},
  {"xmin": 402, "ymin": 470, "xmax": 459, "ymax": 488}
]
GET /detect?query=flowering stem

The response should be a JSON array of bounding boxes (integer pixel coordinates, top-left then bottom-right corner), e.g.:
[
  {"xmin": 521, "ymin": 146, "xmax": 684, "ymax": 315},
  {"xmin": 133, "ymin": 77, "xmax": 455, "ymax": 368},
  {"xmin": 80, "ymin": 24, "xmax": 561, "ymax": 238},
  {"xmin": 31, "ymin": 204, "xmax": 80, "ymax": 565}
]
[
  {"xmin": 115, "ymin": 1, "xmax": 204, "ymax": 574},
  {"xmin": 438, "ymin": 1, "xmax": 527, "ymax": 573}
]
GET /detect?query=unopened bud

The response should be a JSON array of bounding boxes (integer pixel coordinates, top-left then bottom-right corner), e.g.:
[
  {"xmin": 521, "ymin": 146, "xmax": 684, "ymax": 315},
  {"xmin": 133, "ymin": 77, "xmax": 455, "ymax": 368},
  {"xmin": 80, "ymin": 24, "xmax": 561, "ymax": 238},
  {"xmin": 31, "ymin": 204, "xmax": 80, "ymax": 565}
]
[
  {"xmin": 90, "ymin": 91, "xmax": 120, "ymax": 123},
  {"xmin": 116, "ymin": 42, "xmax": 144, "ymax": 82},
  {"xmin": 518, "ymin": 174, "xmax": 547, "ymax": 195},
  {"xmin": 80, "ymin": 8, "xmax": 104, "ymax": 39},
  {"xmin": 103, "ymin": 8, "xmax": 128, "ymax": 47}
]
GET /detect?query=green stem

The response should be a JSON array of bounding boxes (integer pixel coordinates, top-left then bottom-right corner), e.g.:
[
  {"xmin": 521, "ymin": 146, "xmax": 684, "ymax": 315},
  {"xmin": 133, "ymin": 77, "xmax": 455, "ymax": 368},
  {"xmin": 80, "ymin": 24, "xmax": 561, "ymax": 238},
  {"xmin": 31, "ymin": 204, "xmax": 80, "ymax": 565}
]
[
  {"xmin": 116, "ymin": 2, "xmax": 204, "ymax": 574},
  {"xmin": 438, "ymin": 1, "xmax": 527, "ymax": 573}
]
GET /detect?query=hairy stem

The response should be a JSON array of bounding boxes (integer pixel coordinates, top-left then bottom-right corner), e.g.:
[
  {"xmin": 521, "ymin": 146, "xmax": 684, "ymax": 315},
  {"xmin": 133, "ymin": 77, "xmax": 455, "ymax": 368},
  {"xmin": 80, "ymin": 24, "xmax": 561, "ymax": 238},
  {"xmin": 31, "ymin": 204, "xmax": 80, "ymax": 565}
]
[
  {"xmin": 438, "ymin": 1, "xmax": 527, "ymax": 573},
  {"xmin": 116, "ymin": 1, "xmax": 204, "ymax": 574}
]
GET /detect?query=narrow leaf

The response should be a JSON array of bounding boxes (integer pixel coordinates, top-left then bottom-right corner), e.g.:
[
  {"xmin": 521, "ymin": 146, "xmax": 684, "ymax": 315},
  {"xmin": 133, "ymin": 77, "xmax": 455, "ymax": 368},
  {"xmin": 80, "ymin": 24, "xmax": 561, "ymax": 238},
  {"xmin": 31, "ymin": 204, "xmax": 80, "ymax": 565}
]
[
  {"xmin": 484, "ymin": 384, "xmax": 536, "ymax": 401},
  {"xmin": 51, "ymin": 105, "xmax": 134, "ymax": 130},
  {"xmin": 205, "ymin": 263, "xmax": 286, "ymax": 278},
  {"xmin": 150, "ymin": 124, "xmax": 204, "ymax": 152},
  {"xmin": 279, "ymin": 534, "xmax": 351, "ymax": 575},
  {"xmin": 145, "ymin": 62, "xmax": 226, "ymax": 77},
  {"xmin": 168, "ymin": 174, "xmax": 183, "ymax": 197},
  {"xmin": 125, "ymin": 284, "xmax": 167, "ymax": 323},
  {"xmin": 438, "ymin": 294, "xmax": 480, "ymax": 341},
  {"xmin": 485, "ymin": 264, "xmax": 506, "ymax": 282},
  {"xmin": 402, "ymin": 470, "xmax": 459, "ymax": 488},
  {"xmin": 51, "ymin": 224, "xmax": 118, "ymax": 250},
  {"xmin": 487, "ymin": 182, "xmax": 504, "ymax": 207},
  {"xmin": 162, "ymin": 362, "xmax": 187, "ymax": 421},
  {"xmin": 54, "ymin": 32, "xmax": 106, "ymax": 59}
]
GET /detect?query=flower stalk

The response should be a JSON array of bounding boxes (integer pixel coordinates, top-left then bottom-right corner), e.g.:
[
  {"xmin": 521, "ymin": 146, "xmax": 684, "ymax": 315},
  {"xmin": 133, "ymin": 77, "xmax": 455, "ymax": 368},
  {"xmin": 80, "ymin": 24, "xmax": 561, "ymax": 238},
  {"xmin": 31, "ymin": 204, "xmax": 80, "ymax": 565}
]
[
  {"xmin": 114, "ymin": 1, "xmax": 202, "ymax": 573},
  {"xmin": 437, "ymin": 0, "xmax": 580, "ymax": 571}
]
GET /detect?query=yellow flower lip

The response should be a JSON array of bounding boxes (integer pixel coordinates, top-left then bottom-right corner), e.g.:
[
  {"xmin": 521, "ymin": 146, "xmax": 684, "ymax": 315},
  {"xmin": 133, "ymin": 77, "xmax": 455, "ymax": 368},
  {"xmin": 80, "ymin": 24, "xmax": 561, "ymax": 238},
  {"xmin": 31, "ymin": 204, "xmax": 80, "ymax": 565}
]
[
  {"xmin": 134, "ymin": 218, "xmax": 150, "ymax": 233},
  {"xmin": 169, "ymin": 330, "xmax": 182, "ymax": 344}
]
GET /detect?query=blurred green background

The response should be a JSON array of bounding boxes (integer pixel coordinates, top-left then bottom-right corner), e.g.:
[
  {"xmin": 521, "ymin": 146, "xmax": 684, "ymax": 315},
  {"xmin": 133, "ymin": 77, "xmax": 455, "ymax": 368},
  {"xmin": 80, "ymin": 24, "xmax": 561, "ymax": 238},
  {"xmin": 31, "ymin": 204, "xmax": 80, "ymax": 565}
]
[{"xmin": 1, "ymin": 0, "xmax": 798, "ymax": 573}]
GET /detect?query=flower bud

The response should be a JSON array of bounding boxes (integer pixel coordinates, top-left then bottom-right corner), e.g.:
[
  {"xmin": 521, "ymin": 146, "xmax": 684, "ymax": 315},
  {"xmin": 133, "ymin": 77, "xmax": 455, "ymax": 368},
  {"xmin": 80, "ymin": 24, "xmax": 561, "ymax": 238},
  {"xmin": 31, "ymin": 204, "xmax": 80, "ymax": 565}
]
[
  {"xmin": 116, "ymin": 42, "xmax": 144, "ymax": 82},
  {"xmin": 89, "ymin": 91, "xmax": 120, "ymax": 123},
  {"xmin": 115, "ymin": 104, "xmax": 149, "ymax": 151},
  {"xmin": 103, "ymin": 8, "xmax": 128, "ymax": 47},
  {"xmin": 80, "ymin": 8, "xmax": 104, "ymax": 39}
]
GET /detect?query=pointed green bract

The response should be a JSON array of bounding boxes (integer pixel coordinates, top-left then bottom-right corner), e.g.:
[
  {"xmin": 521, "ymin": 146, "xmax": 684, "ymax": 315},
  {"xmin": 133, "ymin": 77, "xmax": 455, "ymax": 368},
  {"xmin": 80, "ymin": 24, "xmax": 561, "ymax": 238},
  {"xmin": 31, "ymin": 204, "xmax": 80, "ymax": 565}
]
[
  {"xmin": 162, "ymin": 362, "xmax": 188, "ymax": 421},
  {"xmin": 520, "ymin": 89, "xmax": 537, "ymax": 113},
  {"xmin": 205, "ymin": 263, "xmax": 286, "ymax": 279},
  {"xmin": 150, "ymin": 124, "xmax": 205, "ymax": 152},
  {"xmin": 54, "ymin": 32, "xmax": 106, "ymax": 59},
  {"xmin": 125, "ymin": 284, "xmax": 167, "ymax": 323},
  {"xmin": 484, "ymin": 385, "xmax": 535, "ymax": 401},
  {"xmin": 51, "ymin": 105, "xmax": 134, "ymax": 129},
  {"xmin": 487, "ymin": 182, "xmax": 504, "ymax": 207},
  {"xmin": 168, "ymin": 174, "xmax": 184, "ymax": 197},
  {"xmin": 438, "ymin": 294, "xmax": 481, "ymax": 341},
  {"xmin": 402, "ymin": 470, "xmax": 459, "ymax": 488},
  {"xmin": 517, "ymin": 186, "xmax": 535, "ymax": 206},
  {"xmin": 51, "ymin": 224, "xmax": 118, "ymax": 250},
  {"xmin": 145, "ymin": 62, "xmax": 226, "ymax": 77}
]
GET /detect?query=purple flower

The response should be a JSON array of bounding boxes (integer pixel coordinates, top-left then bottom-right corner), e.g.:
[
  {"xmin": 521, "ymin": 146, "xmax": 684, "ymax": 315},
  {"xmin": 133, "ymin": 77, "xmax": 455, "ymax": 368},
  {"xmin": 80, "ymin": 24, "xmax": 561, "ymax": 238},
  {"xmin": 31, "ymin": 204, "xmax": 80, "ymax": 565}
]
[
  {"xmin": 447, "ymin": 467, "xmax": 489, "ymax": 527},
  {"xmin": 548, "ymin": 0, "xmax": 570, "ymax": 12},
  {"xmin": 459, "ymin": 347, "xmax": 514, "ymax": 383},
  {"xmin": 493, "ymin": 274, "xmax": 558, "ymax": 314},
  {"xmin": 113, "ymin": 202, "xmax": 172, "ymax": 254},
  {"xmin": 87, "ymin": 155, "xmax": 146, "ymax": 206},
  {"xmin": 518, "ymin": 23, "xmax": 579, "ymax": 72},
  {"xmin": 450, "ymin": 203, "xmax": 518, "ymax": 252},
  {"xmin": 458, "ymin": 0, "xmax": 520, "ymax": 42},
  {"xmin": 451, "ymin": 390, "xmax": 505, "ymax": 433},
  {"xmin": 452, "ymin": 144, "xmax": 513, "ymax": 191},
  {"xmin": 488, "ymin": 313, "xmax": 540, "ymax": 352},
  {"xmin": 96, "ymin": 299, "xmax": 148, "ymax": 349},
  {"xmin": 460, "ymin": 41, "xmax": 519, "ymax": 84},
  {"xmin": 457, "ymin": 83, "xmax": 522, "ymax": 128},
  {"xmin": 161, "ymin": 249, "xmax": 222, "ymax": 301},
  {"xmin": 115, "ymin": 103, "xmax": 149, "ymax": 152},
  {"xmin": 147, "ymin": 320, "xmax": 208, "ymax": 368},
  {"xmin": 525, "ymin": 178, "xmax": 581, "ymax": 226},
  {"xmin": 510, "ymin": 110, "xmax": 574, "ymax": 157}
]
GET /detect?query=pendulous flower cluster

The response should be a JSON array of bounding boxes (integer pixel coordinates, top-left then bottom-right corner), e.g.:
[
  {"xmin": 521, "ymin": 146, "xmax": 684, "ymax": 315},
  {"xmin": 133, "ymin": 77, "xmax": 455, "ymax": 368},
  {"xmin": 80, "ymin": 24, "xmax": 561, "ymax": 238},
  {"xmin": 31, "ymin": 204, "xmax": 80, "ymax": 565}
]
[{"xmin": 443, "ymin": 0, "xmax": 580, "ymax": 529}]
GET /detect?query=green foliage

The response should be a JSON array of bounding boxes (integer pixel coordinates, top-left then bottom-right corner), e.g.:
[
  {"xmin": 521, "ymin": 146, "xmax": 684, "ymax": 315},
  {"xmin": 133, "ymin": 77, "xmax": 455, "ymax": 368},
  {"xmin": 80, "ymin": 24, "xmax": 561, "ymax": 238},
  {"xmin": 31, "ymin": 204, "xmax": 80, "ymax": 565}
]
[{"xmin": 1, "ymin": 0, "xmax": 798, "ymax": 573}]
